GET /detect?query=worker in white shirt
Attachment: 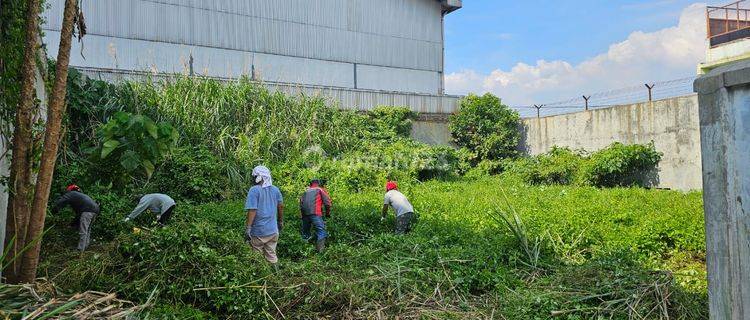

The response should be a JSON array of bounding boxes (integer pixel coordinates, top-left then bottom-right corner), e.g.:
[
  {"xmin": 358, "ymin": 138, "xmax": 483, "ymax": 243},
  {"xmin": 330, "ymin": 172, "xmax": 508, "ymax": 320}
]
[{"xmin": 381, "ymin": 181, "xmax": 415, "ymax": 235}]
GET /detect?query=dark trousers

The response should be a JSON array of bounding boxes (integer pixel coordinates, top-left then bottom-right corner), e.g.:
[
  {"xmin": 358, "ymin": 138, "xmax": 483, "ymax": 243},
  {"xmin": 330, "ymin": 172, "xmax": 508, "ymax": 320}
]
[
  {"xmin": 396, "ymin": 212, "xmax": 414, "ymax": 235},
  {"xmin": 158, "ymin": 205, "xmax": 176, "ymax": 225}
]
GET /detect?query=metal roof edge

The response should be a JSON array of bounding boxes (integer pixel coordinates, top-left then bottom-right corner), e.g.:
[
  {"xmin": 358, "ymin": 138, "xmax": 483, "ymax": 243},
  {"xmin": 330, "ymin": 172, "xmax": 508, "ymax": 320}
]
[{"xmin": 440, "ymin": 0, "xmax": 462, "ymax": 14}]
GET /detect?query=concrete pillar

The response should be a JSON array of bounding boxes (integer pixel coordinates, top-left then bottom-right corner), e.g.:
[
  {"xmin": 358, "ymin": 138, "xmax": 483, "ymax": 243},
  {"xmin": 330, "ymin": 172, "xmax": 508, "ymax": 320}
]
[{"xmin": 694, "ymin": 59, "xmax": 750, "ymax": 319}]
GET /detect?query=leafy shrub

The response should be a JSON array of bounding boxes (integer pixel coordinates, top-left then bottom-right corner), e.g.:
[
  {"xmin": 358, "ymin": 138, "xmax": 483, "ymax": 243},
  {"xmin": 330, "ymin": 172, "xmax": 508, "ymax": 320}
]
[
  {"xmin": 51, "ymin": 158, "xmax": 90, "ymax": 192},
  {"xmin": 325, "ymin": 160, "xmax": 385, "ymax": 193},
  {"xmin": 63, "ymin": 69, "xmax": 125, "ymax": 153},
  {"xmin": 53, "ymin": 69, "xmax": 128, "ymax": 187},
  {"xmin": 505, "ymin": 143, "xmax": 662, "ymax": 188},
  {"xmin": 448, "ymin": 93, "xmax": 521, "ymax": 162},
  {"xmin": 93, "ymin": 111, "xmax": 178, "ymax": 181},
  {"xmin": 148, "ymin": 146, "xmax": 234, "ymax": 203},
  {"xmin": 580, "ymin": 142, "xmax": 663, "ymax": 187},
  {"xmin": 506, "ymin": 147, "xmax": 585, "ymax": 185},
  {"xmin": 464, "ymin": 159, "xmax": 507, "ymax": 179},
  {"xmin": 416, "ymin": 144, "xmax": 463, "ymax": 180},
  {"xmin": 366, "ymin": 106, "xmax": 417, "ymax": 138}
]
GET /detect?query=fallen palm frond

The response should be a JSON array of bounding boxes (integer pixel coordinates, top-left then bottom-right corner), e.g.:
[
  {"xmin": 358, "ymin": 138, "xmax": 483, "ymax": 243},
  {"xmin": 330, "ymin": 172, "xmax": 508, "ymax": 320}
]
[{"xmin": 0, "ymin": 278, "xmax": 151, "ymax": 319}]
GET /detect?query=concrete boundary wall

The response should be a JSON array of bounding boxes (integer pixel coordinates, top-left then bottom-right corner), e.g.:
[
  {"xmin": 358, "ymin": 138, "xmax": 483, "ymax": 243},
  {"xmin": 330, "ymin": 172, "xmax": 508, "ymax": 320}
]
[
  {"xmin": 412, "ymin": 113, "xmax": 452, "ymax": 146},
  {"xmin": 520, "ymin": 95, "xmax": 702, "ymax": 191}
]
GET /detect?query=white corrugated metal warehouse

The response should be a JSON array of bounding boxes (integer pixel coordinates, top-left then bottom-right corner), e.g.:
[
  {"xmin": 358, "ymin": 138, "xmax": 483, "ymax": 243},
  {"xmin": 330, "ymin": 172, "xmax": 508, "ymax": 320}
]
[{"xmin": 41, "ymin": 0, "xmax": 462, "ymax": 113}]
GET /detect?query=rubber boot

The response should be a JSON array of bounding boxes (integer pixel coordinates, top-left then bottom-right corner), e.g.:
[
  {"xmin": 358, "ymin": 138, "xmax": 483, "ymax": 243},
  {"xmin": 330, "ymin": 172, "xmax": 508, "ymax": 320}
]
[{"xmin": 316, "ymin": 238, "xmax": 326, "ymax": 252}]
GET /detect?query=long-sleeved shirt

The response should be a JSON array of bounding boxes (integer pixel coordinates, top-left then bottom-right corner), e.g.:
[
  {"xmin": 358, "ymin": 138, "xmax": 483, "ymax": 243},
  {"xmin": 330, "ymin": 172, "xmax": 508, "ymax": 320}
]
[
  {"xmin": 127, "ymin": 193, "xmax": 175, "ymax": 220},
  {"xmin": 52, "ymin": 191, "xmax": 100, "ymax": 215}
]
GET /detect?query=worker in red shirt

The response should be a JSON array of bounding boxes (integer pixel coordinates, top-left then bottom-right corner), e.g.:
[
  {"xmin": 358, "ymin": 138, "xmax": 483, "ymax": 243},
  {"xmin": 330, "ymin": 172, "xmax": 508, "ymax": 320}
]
[{"xmin": 299, "ymin": 179, "xmax": 332, "ymax": 252}]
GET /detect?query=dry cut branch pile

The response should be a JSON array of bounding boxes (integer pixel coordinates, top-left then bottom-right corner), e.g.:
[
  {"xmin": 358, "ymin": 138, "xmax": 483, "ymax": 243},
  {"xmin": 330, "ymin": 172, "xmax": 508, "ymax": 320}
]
[{"xmin": 0, "ymin": 279, "xmax": 149, "ymax": 319}]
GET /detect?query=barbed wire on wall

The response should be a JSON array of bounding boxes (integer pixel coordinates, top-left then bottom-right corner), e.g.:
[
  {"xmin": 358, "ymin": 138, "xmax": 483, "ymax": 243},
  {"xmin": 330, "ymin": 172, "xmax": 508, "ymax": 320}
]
[{"xmin": 513, "ymin": 76, "xmax": 697, "ymax": 118}]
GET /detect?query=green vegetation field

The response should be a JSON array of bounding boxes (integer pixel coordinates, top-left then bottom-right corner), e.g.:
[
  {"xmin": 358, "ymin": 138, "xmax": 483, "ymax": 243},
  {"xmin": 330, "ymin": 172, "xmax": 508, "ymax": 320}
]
[
  {"xmin": 0, "ymin": 68, "xmax": 704, "ymax": 319},
  {"xmin": 40, "ymin": 176, "xmax": 706, "ymax": 319}
]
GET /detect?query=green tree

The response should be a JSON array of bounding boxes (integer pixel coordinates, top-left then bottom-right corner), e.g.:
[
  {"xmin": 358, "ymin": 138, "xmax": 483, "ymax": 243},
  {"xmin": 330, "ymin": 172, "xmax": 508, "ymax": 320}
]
[{"xmin": 448, "ymin": 93, "xmax": 520, "ymax": 162}]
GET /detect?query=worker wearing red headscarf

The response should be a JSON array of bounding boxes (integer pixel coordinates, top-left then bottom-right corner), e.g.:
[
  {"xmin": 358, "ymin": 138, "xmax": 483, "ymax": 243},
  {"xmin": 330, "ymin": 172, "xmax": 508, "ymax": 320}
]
[{"xmin": 381, "ymin": 181, "xmax": 415, "ymax": 234}]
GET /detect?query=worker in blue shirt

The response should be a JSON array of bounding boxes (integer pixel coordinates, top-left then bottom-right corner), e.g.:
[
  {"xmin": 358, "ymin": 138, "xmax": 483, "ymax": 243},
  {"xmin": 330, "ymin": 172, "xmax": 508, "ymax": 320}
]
[{"xmin": 244, "ymin": 166, "xmax": 284, "ymax": 269}]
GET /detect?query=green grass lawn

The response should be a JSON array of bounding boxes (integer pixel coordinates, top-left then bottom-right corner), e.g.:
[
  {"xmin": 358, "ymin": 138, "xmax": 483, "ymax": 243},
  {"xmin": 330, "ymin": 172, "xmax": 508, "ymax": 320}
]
[{"xmin": 39, "ymin": 176, "xmax": 707, "ymax": 319}]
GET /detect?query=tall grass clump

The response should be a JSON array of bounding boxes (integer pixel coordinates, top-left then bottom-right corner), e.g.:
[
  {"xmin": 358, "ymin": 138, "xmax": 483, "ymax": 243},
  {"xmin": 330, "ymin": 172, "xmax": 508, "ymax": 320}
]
[
  {"xmin": 57, "ymin": 70, "xmax": 466, "ymax": 200},
  {"xmin": 123, "ymin": 77, "xmax": 368, "ymax": 164}
]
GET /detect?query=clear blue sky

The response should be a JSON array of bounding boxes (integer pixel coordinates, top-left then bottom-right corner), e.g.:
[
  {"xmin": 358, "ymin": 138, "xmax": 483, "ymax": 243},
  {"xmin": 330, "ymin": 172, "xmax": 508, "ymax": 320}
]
[{"xmin": 444, "ymin": 0, "xmax": 719, "ymax": 74}]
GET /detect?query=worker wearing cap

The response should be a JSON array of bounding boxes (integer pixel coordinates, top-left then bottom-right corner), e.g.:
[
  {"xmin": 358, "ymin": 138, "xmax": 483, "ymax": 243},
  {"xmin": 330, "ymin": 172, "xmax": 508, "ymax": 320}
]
[
  {"xmin": 299, "ymin": 179, "xmax": 332, "ymax": 252},
  {"xmin": 51, "ymin": 184, "xmax": 100, "ymax": 251},
  {"xmin": 124, "ymin": 193, "xmax": 177, "ymax": 225},
  {"xmin": 381, "ymin": 181, "xmax": 414, "ymax": 235}
]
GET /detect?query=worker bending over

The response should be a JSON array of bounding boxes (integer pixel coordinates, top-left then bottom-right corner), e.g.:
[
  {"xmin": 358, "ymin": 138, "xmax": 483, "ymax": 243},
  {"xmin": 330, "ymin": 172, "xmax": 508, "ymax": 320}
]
[
  {"xmin": 125, "ymin": 193, "xmax": 176, "ymax": 225},
  {"xmin": 381, "ymin": 181, "xmax": 414, "ymax": 235},
  {"xmin": 51, "ymin": 184, "xmax": 100, "ymax": 251},
  {"xmin": 245, "ymin": 165, "xmax": 284, "ymax": 269},
  {"xmin": 299, "ymin": 179, "xmax": 332, "ymax": 252}
]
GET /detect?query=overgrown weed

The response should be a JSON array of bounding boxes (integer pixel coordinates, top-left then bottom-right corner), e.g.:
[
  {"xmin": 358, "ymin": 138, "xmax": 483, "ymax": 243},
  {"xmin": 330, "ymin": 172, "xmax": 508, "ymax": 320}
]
[{"xmin": 39, "ymin": 177, "xmax": 706, "ymax": 319}]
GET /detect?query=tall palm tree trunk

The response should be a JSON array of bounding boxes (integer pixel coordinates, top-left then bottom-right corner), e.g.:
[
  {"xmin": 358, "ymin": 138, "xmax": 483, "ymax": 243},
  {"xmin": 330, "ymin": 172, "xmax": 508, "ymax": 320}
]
[
  {"xmin": 3, "ymin": 0, "xmax": 40, "ymax": 284},
  {"xmin": 18, "ymin": 0, "xmax": 79, "ymax": 283}
]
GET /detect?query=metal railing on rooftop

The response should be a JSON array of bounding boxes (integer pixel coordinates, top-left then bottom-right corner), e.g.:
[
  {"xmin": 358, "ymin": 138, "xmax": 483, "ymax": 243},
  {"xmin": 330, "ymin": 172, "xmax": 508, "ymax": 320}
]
[{"xmin": 707, "ymin": 0, "xmax": 750, "ymax": 46}]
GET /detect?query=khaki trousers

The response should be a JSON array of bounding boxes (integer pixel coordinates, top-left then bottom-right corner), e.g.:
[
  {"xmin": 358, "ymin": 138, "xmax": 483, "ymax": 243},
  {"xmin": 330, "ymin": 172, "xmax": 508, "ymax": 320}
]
[{"xmin": 249, "ymin": 233, "xmax": 279, "ymax": 264}]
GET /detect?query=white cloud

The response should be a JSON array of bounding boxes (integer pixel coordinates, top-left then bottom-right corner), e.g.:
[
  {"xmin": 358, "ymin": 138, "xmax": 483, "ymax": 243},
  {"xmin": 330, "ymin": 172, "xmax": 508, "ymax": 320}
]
[{"xmin": 445, "ymin": 3, "xmax": 707, "ymax": 105}]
